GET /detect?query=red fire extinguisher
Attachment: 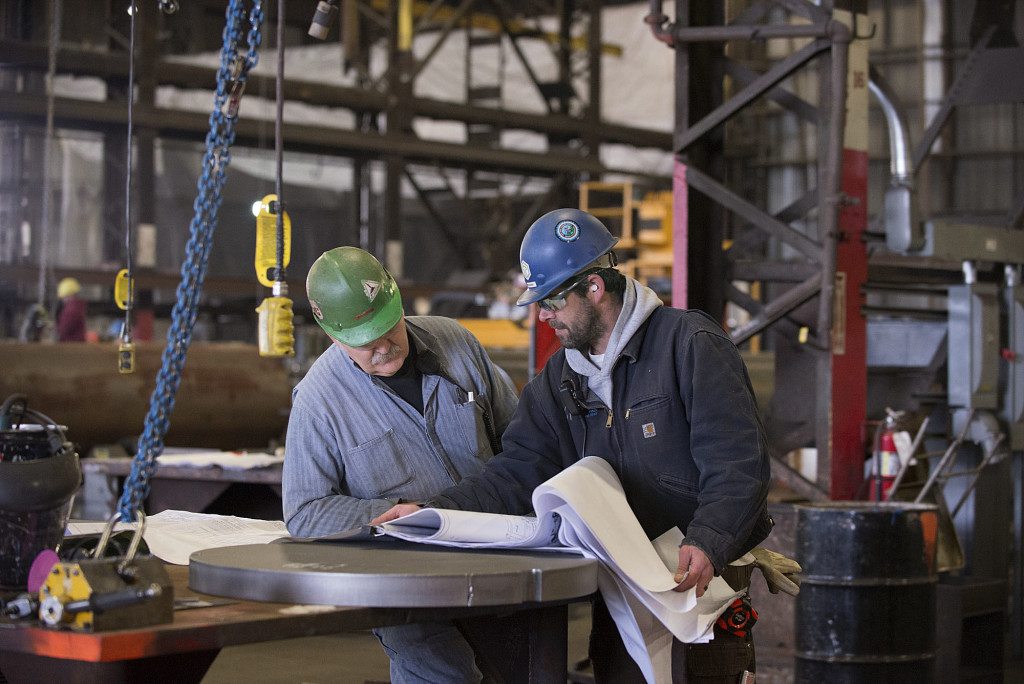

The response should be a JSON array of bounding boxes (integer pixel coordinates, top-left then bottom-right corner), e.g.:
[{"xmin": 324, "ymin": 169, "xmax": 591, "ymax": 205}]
[{"xmin": 870, "ymin": 409, "xmax": 903, "ymax": 501}]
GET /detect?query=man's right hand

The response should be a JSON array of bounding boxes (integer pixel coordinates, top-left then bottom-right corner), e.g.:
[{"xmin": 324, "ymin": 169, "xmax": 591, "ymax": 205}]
[
  {"xmin": 370, "ymin": 503, "xmax": 422, "ymax": 525},
  {"xmin": 674, "ymin": 544, "xmax": 714, "ymax": 597}
]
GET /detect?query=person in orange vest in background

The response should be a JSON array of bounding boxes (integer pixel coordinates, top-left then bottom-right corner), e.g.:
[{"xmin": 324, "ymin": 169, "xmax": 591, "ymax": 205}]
[{"xmin": 55, "ymin": 277, "xmax": 87, "ymax": 342}]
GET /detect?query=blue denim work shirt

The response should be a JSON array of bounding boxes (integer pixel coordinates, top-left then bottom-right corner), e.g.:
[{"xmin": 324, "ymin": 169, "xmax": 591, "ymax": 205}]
[{"xmin": 282, "ymin": 316, "xmax": 519, "ymax": 537}]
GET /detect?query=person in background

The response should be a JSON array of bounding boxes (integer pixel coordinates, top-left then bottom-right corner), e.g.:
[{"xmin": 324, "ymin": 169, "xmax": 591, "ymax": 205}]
[
  {"xmin": 55, "ymin": 277, "xmax": 86, "ymax": 342},
  {"xmin": 375, "ymin": 208, "xmax": 774, "ymax": 682},
  {"xmin": 283, "ymin": 246, "xmax": 520, "ymax": 684}
]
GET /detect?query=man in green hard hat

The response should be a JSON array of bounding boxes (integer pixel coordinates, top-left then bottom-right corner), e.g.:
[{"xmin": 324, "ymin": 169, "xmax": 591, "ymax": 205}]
[{"xmin": 283, "ymin": 246, "xmax": 521, "ymax": 683}]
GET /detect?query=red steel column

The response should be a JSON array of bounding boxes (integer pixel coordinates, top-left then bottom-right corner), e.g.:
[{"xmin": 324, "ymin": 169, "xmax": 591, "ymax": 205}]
[
  {"xmin": 671, "ymin": 161, "xmax": 689, "ymax": 309},
  {"xmin": 830, "ymin": 3, "xmax": 870, "ymax": 499}
]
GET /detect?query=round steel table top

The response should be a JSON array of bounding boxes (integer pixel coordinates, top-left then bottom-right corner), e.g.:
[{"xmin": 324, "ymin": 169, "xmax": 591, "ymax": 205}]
[{"xmin": 189, "ymin": 540, "xmax": 598, "ymax": 608}]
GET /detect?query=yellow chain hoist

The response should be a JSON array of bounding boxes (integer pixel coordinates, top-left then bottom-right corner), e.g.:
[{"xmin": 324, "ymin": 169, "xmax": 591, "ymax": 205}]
[
  {"xmin": 114, "ymin": 269, "xmax": 135, "ymax": 374},
  {"xmin": 254, "ymin": 193, "xmax": 295, "ymax": 357}
]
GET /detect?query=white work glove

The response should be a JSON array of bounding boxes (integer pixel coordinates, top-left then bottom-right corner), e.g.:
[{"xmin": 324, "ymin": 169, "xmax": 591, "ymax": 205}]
[{"xmin": 750, "ymin": 547, "xmax": 802, "ymax": 596}]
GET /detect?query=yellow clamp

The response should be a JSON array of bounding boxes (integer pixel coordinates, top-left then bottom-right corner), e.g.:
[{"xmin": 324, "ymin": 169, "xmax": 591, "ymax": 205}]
[
  {"xmin": 256, "ymin": 296, "xmax": 295, "ymax": 357},
  {"xmin": 254, "ymin": 194, "xmax": 291, "ymax": 288},
  {"xmin": 114, "ymin": 269, "xmax": 133, "ymax": 310}
]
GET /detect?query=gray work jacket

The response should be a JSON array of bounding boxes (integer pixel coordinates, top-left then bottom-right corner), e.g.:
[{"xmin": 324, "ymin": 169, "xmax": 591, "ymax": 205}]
[{"xmin": 283, "ymin": 316, "xmax": 518, "ymax": 537}]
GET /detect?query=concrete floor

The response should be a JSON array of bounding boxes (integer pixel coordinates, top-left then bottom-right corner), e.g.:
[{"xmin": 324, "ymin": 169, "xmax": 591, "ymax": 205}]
[
  {"xmin": 204, "ymin": 632, "xmax": 393, "ymax": 684},
  {"xmin": 203, "ymin": 637, "xmax": 1024, "ymax": 684},
  {"xmin": 201, "ymin": 603, "xmax": 1024, "ymax": 684},
  {"xmin": 202, "ymin": 603, "xmax": 594, "ymax": 684}
]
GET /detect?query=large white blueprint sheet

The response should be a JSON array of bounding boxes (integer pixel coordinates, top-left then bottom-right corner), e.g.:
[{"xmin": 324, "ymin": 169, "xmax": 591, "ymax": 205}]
[{"xmin": 378, "ymin": 457, "xmax": 745, "ymax": 683}]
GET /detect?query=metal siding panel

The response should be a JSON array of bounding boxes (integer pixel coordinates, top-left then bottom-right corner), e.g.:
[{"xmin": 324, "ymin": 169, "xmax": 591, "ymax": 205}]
[{"xmin": 947, "ymin": 283, "xmax": 1000, "ymax": 409}]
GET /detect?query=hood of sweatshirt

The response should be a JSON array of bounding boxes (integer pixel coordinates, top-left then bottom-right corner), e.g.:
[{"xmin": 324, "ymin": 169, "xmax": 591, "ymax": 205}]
[{"xmin": 564, "ymin": 277, "xmax": 662, "ymax": 407}]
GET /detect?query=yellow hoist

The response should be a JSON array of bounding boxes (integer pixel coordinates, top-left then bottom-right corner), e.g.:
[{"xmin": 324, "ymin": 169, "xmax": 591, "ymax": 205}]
[{"xmin": 254, "ymin": 194, "xmax": 295, "ymax": 357}]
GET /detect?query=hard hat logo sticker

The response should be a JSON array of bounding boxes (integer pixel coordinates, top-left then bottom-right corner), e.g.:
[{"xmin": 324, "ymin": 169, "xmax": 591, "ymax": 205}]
[
  {"xmin": 521, "ymin": 260, "xmax": 532, "ymax": 279},
  {"xmin": 310, "ymin": 299, "xmax": 324, "ymax": 320},
  {"xmin": 555, "ymin": 220, "xmax": 580, "ymax": 242},
  {"xmin": 362, "ymin": 280, "xmax": 380, "ymax": 302}
]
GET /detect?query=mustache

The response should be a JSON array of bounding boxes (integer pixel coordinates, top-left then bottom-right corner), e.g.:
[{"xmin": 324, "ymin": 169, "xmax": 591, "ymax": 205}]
[{"xmin": 371, "ymin": 344, "xmax": 402, "ymax": 365}]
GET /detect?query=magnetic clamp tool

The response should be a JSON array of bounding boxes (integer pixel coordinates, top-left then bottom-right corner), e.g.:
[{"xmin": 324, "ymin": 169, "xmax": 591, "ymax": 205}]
[{"xmin": 38, "ymin": 510, "xmax": 174, "ymax": 632}]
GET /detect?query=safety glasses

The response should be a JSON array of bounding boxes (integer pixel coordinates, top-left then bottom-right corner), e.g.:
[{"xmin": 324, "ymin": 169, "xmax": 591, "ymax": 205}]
[{"xmin": 538, "ymin": 273, "xmax": 592, "ymax": 312}]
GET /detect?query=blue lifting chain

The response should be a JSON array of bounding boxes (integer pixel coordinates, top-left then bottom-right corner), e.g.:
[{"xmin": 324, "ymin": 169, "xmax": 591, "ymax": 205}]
[{"xmin": 118, "ymin": 0, "xmax": 264, "ymax": 521}]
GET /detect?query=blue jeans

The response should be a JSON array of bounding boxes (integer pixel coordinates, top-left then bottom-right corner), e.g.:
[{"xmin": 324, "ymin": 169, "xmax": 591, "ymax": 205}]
[{"xmin": 374, "ymin": 622, "xmax": 481, "ymax": 684}]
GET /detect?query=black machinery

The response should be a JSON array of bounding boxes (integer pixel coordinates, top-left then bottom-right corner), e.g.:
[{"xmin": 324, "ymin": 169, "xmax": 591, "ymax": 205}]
[
  {"xmin": 0, "ymin": 394, "xmax": 80, "ymax": 589},
  {"xmin": 0, "ymin": 394, "xmax": 172, "ymax": 631}
]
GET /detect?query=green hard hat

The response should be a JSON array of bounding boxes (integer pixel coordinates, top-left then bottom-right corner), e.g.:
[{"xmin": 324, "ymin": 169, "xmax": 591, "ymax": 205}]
[{"xmin": 306, "ymin": 247, "xmax": 403, "ymax": 347}]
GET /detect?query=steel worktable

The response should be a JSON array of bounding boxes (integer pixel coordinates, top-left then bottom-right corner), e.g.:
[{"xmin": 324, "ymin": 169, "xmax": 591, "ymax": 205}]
[{"xmin": 0, "ymin": 541, "xmax": 598, "ymax": 683}]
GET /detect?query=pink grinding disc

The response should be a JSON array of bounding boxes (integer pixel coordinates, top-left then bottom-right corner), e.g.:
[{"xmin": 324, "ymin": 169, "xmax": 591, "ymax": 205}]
[{"xmin": 27, "ymin": 549, "xmax": 60, "ymax": 593}]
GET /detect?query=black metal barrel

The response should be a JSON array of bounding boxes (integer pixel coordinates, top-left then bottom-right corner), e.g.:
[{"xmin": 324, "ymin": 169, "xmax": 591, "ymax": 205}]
[{"xmin": 795, "ymin": 502, "xmax": 938, "ymax": 682}]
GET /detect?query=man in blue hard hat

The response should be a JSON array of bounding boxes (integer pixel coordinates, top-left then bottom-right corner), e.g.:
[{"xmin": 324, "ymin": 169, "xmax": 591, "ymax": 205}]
[{"xmin": 375, "ymin": 208, "xmax": 773, "ymax": 681}]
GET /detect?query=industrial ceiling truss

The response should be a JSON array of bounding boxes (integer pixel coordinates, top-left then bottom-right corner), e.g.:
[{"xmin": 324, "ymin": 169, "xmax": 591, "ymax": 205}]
[{"xmin": 0, "ymin": 0, "xmax": 668, "ymax": 289}]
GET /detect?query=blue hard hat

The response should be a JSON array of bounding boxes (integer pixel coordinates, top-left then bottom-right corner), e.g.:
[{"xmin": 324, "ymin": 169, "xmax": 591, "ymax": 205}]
[{"xmin": 516, "ymin": 208, "xmax": 619, "ymax": 306}]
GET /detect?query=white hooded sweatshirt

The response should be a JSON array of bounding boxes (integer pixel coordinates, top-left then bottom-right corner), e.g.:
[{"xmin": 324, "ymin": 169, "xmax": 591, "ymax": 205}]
[{"xmin": 564, "ymin": 277, "xmax": 663, "ymax": 408}]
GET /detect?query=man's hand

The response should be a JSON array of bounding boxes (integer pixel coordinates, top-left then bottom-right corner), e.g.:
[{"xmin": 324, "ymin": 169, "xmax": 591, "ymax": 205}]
[
  {"xmin": 673, "ymin": 544, "xmax": 714, "ymax": 597},
  {"xmin": 370, "ymin": 503, "xmax": 422, "ymax": 525}
]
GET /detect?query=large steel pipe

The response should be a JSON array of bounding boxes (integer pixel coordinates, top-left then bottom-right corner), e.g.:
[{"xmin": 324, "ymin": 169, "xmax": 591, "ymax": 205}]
[{"xmin": 0, "ymin": 342, "xmax": 291, "ymax": 452}]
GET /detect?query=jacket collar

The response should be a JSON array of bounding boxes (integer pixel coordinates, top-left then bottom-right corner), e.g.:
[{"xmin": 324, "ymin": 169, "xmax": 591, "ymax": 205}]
[
  {"xmin": 619, "ymin": 311, "xmax": 653, "ymax": 362},
  {"xmin": 404, "ymin": 318, "xmax": 448, "ymax": 378}
]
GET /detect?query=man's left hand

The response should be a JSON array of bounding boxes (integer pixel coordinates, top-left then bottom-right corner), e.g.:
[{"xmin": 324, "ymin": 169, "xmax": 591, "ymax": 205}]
[
  {"xmin": 370, "ymin": 503, "xmax": 422, "ymax": 525},
  {"xmin": 673, "ymin": 544, "xmax": 714, "ymax": 597}
]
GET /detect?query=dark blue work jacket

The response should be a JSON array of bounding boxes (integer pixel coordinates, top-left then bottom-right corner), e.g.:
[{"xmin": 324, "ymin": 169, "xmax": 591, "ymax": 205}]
[{"xmin": 431, "ymin": 306, "xmax": 774, "ymax": 571}]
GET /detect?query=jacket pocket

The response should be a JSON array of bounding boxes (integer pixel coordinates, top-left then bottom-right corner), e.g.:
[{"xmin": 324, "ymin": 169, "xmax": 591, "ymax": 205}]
[
  {"xmin": 623, "ymin": 394, "xmax": 672, "ymax": 448},
  {"xmin": 626, "ymin": 393, "xmax": 671, "ymax": 415},
  {"xmin": 658, "ymin": 472, "xmax": 700, "ymax": 496},
  {"xmin": 344, "ymin": 429, "xmax": 414, "ymax": 497},
  {"xmin": 450, "ymin": 398, "xmax": 492, "ymax": 463},
  {"xmin": 624, "ymin": 394, "xmax": 699, "ymax": 489}
]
